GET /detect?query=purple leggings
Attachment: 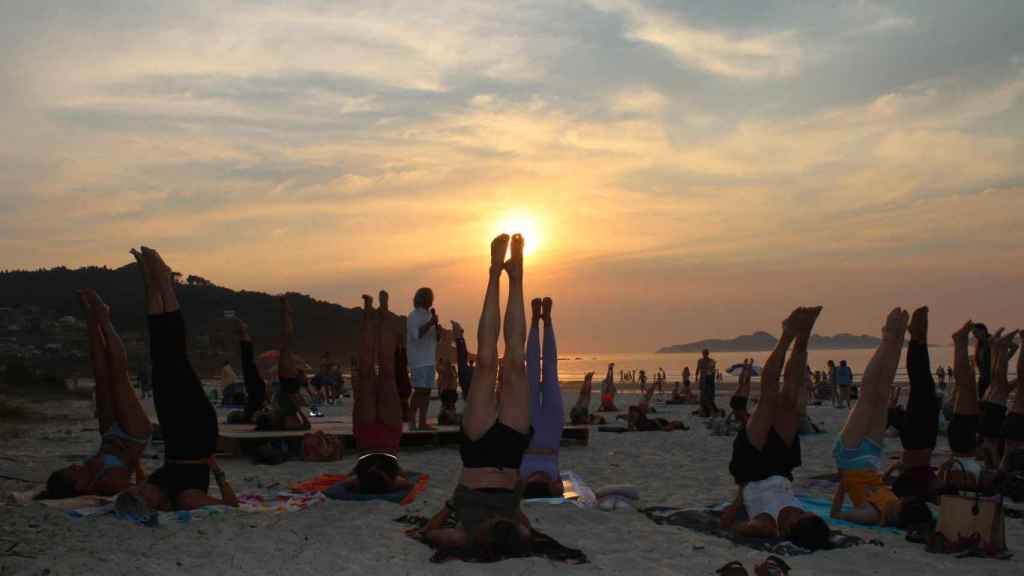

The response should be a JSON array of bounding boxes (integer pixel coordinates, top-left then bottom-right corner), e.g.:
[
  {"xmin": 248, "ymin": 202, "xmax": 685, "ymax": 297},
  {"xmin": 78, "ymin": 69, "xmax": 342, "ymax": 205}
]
[{"xmin": 527, "ymin": 321, "xmax": 564, "ymax": 450}]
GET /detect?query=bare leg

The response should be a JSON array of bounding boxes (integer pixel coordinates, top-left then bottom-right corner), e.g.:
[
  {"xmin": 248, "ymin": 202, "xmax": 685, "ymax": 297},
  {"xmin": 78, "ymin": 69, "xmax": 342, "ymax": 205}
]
[
  {"xmin": 840, "ymin": 308, "xmax": 909, "ymax": 449},
  {"xmin": 953, "ymin": 321, "xmax": 979, "ymax": 418},
  {"xmin": 80, "ymin": 291, "xmax": 114, "ymax": 432},
  {"xmin": 527, "ymin": 298, "xmax": 542, "ymax": 424},
  {"xmin": 735, "ymin": 360, "xmax": 753, "ymax": 400},
  {"xmin": 463, "ymin": 234, "xmax": 508, "ymax": 440},
  {"xmin": 577, "ymin": 372, "xmax": 594, "ymax": 409},
  {"xmin": 355, "ymin": 295, "xmax": 378, "ymax": 427},
  {"xmin": 499, "ymin": 234, "xmax": 530, "ymax": 434},
  {"xmin": 1001, "ymin": 338, "xmax": 1024, "ymax": 470},
  {"xmin": 87, "ymin": 290, "xmax": 152, "ymax": 439},
  {"xmin": 376, "ymin": 299, "xmax": 403, "ymax": 430},
  {"xmin": 746, "ymin": 309, "xmax": 798, "ymax": 450},
  {"xmin": 141, "ymin": 247, "xmax": 179, "ymax": 313},
  {"xmin": 777, "ymin": 307, "xmax": 821, "ymax": 444},
  {"xmin": 981, "ymin": 329, "xmax": 1017, "ymax": 466},
  {"xmin": 131, "ymin": 249, "xmax": 162, "ymax": 315}
]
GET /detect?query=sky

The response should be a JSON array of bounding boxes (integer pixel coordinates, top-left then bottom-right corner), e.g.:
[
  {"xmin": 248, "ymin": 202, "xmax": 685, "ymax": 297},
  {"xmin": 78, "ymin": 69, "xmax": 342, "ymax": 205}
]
[{"xmin": 1, "ymin": 0, "xmax": 1023, "ymax": 352}]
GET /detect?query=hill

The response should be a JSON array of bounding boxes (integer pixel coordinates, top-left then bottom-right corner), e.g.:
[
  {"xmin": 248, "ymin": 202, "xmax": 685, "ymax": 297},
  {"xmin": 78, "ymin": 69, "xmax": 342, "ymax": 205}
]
[
  {"xmin": 656, "ymin": 331, "xmax": 882, "ymax": 353},
  {"xmin": 0, "ymin": 264, "xmax": 365, "ymax": 374}
]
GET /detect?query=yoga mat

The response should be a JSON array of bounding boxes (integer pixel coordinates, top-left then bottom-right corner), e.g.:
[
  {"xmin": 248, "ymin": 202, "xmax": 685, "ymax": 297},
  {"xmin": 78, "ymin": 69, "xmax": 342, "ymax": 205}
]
[
  {"xmin": 523, "ymin": 471, "xmax": 597, "ymax": 508},
  {"xmin": 291, "ymin": 472, "xmax": 430, "ymax": 505}
]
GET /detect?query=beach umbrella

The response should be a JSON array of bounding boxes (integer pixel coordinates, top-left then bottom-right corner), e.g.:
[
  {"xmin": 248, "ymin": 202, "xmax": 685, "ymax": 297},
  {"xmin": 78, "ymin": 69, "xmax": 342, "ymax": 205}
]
[{"xmin": 726, "ymin": 363, "xmax": 762, "ymax": 376}]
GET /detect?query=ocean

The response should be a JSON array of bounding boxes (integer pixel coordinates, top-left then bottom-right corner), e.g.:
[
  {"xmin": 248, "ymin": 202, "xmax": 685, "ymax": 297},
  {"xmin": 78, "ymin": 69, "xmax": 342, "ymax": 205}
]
[{"xmin": 553, "ymin": 347, "xmax": 967, "ymax": 384}]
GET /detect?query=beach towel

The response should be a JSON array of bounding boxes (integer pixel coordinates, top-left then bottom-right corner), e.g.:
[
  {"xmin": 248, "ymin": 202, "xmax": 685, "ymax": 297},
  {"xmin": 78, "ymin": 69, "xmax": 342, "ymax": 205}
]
[
  {"xmin": 642, "ymin": 501, "xmax": 884, "ymax": 556},
  {"xmin": 598, "ymin": 426, "xmax": 629, "ymax": 434},
  {"xmin": 396, "ymin": 514, "xmax": 588, "ymax": 565},
  {"xmin": 290, "ymin": 472, "xmax": 429, "ymax": 506},
  {"xmin": 522, "ymin": 471, "xmax": 596, "ymax": 508}
]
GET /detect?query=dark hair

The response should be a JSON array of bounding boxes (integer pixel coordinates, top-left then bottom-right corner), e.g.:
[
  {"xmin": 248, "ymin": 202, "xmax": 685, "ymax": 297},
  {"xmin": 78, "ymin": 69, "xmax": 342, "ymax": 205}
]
[
  {"xmin": 522, "ymin": 481, "xmax": 555, "ymax": 500},
  {"xmin": 479, "ymin": 519, "xmax": 530, "ymax": 560},
  {"xmin": 789, "ymin": 515, "xmax": 830, "ymax": 550},
  {"xmin": 356, "ymin": 457, "xmax": 400, "ymax": 494},
  {"xmin": 413, "ymin": 287, "xmax": 434, "ymax": 309},
  {"xmin": 897, "ymin": 497, "xmax": 933, "ymax": 528},
  {"xmin": 41, "ymin": 468, "xmax": 78, "ymax": 500}
]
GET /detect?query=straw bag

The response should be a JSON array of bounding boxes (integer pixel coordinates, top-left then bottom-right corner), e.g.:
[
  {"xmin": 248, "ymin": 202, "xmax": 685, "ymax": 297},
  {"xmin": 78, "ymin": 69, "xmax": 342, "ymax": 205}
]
[{"xmin": 936, "ymin": 460, "xmax": 1005, "ymax": 552}]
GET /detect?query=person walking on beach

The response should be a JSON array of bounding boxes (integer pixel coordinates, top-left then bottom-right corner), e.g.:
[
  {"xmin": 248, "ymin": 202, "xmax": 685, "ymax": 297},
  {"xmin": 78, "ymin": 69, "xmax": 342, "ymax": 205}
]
[
  {"xmin": 697, "ymin": 348, "xmax": 720, "ymax": 417},
  {"xmin": 407, "ymin": 287, "xmax": 439, "ymax": 430}
]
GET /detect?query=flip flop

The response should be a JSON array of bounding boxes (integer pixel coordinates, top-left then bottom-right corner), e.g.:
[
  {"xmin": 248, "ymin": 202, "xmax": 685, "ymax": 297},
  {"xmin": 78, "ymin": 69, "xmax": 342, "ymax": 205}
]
[
  {"xmin": 716, "ymin": 560, "xmax": 749, "ymax": 576},
  {"xmin": 754, "ymin": 555, "xmax": 791, "ymax": 576}
]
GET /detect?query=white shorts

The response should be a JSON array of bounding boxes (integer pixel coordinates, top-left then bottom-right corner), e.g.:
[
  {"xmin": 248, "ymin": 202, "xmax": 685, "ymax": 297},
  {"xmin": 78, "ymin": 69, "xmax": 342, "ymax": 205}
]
[{"xmin": 741, "ymin": 475, "xmax": 801, "ymax": 522}]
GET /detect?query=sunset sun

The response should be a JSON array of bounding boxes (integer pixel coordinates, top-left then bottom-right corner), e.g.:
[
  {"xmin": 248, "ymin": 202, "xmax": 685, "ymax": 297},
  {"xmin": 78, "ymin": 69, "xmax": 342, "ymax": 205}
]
[{"xmin": 493, "ymin": 211, "xmax": 543, "ymax": 256}]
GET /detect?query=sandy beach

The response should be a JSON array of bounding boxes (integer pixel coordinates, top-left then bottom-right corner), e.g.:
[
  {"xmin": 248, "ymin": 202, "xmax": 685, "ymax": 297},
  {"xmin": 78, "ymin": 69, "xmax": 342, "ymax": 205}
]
[{"xmin": 1, "ymin": 387, "xmax": 1021, "ymax": 576}]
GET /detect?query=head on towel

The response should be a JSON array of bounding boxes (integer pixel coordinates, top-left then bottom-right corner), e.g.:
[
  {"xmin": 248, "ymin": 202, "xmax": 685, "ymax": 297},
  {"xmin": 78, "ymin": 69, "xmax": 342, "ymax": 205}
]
[
  {"xmin": 355, "ymin": 455, "xmax": 402, "ymax": 494},
  {"xmin": 782, "ymin": 509, "xmax": 831, "ymax": 550},
  {"xmin": 473, "ymin": 517, "xmax": 532, "ymax": 561},
  {"xmin": 115, "ymin": 482, "xmax": 168, "ymax": 515},
  {"xmin": 41, "ymin": 466, "xmax": 84, "ymax": 500},
  {"xmin": 522, "ymin": 472, "xmax": 564, "ymax": 499}
]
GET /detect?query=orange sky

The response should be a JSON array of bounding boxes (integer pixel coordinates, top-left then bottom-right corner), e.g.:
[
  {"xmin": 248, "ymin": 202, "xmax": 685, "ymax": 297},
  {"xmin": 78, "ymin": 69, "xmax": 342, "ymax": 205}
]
[{"xmin": 1, "ymin": 1, "xmax": 1022, "ymax": 351}]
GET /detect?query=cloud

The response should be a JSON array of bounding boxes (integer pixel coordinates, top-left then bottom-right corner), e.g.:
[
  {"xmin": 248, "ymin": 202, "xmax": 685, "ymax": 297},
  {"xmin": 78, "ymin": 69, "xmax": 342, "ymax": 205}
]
[{"xmin": 587, "ymin": 0, "xmax": 806, "ymax": 79}]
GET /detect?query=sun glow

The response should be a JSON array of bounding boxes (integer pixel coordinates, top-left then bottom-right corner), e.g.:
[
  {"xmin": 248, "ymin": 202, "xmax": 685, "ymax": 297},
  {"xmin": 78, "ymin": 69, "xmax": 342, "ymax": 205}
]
[{"xmin": 493, "ymin": 210, "xmax": 542, "ymax": 257}]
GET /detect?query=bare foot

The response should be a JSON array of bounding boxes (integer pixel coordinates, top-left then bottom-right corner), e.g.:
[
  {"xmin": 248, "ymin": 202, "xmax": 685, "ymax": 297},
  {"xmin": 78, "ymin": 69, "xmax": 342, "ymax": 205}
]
[
  {"xmin": 451, "ymin": 320, "xmax": 464, "ymax": 339},
  {"xmin": 491, "ymin": 234, "xmax": 510, "ymax": 273},
  {"xmin": 82, "ymin": 289, "xmax": 110, "ymax": 320},
  {"xmin": 883, "ymin": 307, "xmax": 909, "ymax": 339},
  {"xmin": 531, "ymin": 298, "xmax": 542, "ymax": 322},
  {"xmin": 908, "ymin": 306, "xmax": 928, "ymax": 343},
  {"xmin": 953, "ymin": 320, "xmax": 973, "ymax": 344},
  {"xmin": 362, "ymin": 294, "xmax": 373, "ymax": 312},
  {"xmin": 505, "ymin": 233, "xmax": 524, "ymax": 281},
  {"xmin": 76, "ymin": 290, "xmax": 92, "ymax": 315},
  {"xmin": 788, "ymin": 306, "xmax": 822, "ymax": 339},
  {"xmin": 542, "ymin": 297, "xmax": 553, "ymax": 322},
  {"xmin": 378, "ymin": 290, "xmax": 390, "ymax": 314}
]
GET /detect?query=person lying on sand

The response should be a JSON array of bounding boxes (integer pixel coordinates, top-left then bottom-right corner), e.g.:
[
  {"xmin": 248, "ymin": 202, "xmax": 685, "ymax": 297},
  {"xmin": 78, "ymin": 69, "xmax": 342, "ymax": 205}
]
[
  {"xmin": 936, "ymin": 320, "xmax": 1004, "ymax": 492},
  {"xmin": 830, "ymin": 308, "xmax": 931, "ymax": 528},
  {"xmin": 339, "ymin": 294, "xmax": 414, "ymax": 494},
  {"xmin": 520, "ymin": 297, "xmax": 566, "ymax": 499},
  {"xmin": 722, "ymin": 307, "xmax": 829, "ymax": 550},
  {"xmin": 883, "ymin": 307, "xmax": 948, "ymax": 503},
  {"xmin": 273, "ymin": 297, "xmax": 313, "ymax": 430},
  {"xmin": 233, "ymin": 318, "xmax": 270, "ymax": 424},
  {"xmin": 619, "ymin": 405, "xmax": 688, "ymax": 432},
  {"xmin": 599, "ymin": 362, "xmax": 619, "ymax": 412},
  {"xmin": 570, "ymin": 372, "xmax": 607, "ymax": 425},
  {"xmin": 977, "ymin": 328, "xmax": 1020, "ymax": 468},
  {"xmin": 422, "ymin": 234, "xmax": 534, "ymax": 560},
  {"xmin": 729, "ymin": 359, "xmax": 754, "ymax": 426},
  {"xmin": 438, "ymin": 358, "xmax": 461, "ymax": 426},
  {"xmin": 115, "ymin": 247, "xmax": 238, "ymax": 512},
  {"xmin": 42, "ymin": 289, "xmax": 153, "ymax": 499}
]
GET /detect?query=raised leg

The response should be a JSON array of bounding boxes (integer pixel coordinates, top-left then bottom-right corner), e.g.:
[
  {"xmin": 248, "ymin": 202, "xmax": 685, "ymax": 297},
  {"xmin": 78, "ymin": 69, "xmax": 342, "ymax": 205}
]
[
  {"xmin": 498, "ymin": 234, "xmax": 530, "ymax": 434},
  {"xmin": 777, "ymin": 307, "xmax": 821, "ymax": 444},
  {"xmin": 355, "ymin": 295, "xmax": 378, "ymax": 426},
  {"xmin": 527, "ymin": 298, "xmax": 542, "ymax": 424},
  {"xmin": 901, "ymin": 306, "xmax": 939, "ymax": 466},
  {"xmin": 79, "ymin": 291, "xmax": 114, "ymax": 432},
  {"xmin": 376, "ymin": 300, "xmax": 403, "ymax": 429},
  {"xmin": 746, "ymin": 309, "xmax": 798, "ymax": 450},
  {"xmin": 88, "ymin": 290, "xmax": 152, "ymax": 439},
  {"xmin": 839, "ymin": 308, "xmax": 908, "ymax": 449},
  {"xmin": 462, "ymin": 235, "xmax": 508, "ymax": 440}
]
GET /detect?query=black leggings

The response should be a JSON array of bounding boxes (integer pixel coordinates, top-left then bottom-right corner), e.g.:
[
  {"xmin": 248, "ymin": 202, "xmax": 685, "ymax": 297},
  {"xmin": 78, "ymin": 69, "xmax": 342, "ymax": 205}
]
[
  {"xmin": 241, "ymin": 340, "xmax": 266, "ymax": 420},
  {"xmin": 900, "ymin": 340, "xmax": 940, "ymax": 451},
  {"xmin": 149, "ymin": 312, "xmax": 218, "ymax": 460}
]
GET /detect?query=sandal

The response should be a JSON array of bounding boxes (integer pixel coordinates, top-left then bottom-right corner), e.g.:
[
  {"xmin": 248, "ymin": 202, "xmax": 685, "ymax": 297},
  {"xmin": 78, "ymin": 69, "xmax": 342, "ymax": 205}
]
[
  {"xmin": 716, "ymin": 560, "xmax": 749, "ymax": 576},
  {"xmin": 754, "ymin": 555, "xmax": 791, "ymax": 576}
]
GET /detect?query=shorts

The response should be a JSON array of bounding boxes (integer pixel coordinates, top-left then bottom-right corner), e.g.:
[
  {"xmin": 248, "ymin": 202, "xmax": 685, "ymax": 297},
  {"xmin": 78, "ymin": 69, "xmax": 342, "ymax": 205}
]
[
  {"xmin": 832, "ymin": 437, "xmax": 882, "ymax": 471},
  {"xmin": 354, "ymin": 421, "xmax": 402, "ymax": 455},
  {"xmin": 1002, "ymin": 412, "xmax": 1024, "ymax": 442},
  {"xmin": 742, "ymin": 475, "xmax": 801, "ymax": 522},
  {"xmin": 730, "ymin": 428, "xmax": 798, "ymax": 484},
  {"xmin": 410, "ymin": 365, "xmax": 435, "ymax": 390},
  {"xmin": 460, "ymin": 422, "xmax": 532, "ymax": 470}
]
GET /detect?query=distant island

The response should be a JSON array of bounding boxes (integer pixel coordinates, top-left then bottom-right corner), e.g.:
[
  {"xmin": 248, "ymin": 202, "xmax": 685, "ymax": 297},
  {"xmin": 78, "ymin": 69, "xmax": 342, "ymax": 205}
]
[{"xmin": 657, "ymin": 331, "xmax": 882, "ymax": 353}]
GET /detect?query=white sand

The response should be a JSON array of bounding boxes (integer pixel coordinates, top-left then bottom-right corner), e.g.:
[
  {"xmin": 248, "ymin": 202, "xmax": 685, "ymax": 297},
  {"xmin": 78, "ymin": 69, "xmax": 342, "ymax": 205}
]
[{"xmin": 1, "ymin": 390, "xmax": 1022, "ymax": 576}]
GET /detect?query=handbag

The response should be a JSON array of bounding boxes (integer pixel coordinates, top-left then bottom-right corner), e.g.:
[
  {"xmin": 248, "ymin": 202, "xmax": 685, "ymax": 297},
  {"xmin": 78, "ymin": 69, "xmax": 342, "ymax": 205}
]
[
  {"xmin": 302, "ymin": 430, "xmax": 343, "ymax": 462},
  {"xmin": 936, "ymin": 460, "xmax": 1006, "ymax": 552}
]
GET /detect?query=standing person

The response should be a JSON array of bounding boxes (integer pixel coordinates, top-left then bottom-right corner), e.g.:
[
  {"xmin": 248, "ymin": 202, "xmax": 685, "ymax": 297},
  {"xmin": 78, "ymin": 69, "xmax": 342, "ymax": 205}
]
[
  {"xmin": 936, "ymin": 365, "xmax": 947, "ymax": 392},
  {"xmin": 139, "ymin": 362, "xmax": 152, "ymax": 400},
  {"xmin": 826, "ymin": 360, "xmax": 837, "ymax": 406},
  {"xmin": 220, "ymin": 360, "xmax": 237, "ymax": 397},
  {"xmin": 407, "ymin": 287, "xmax": 439, "ymax": 431},
  {"xmin": 697, "ymin": 349, "xmax": 719, "ymax": 417},
  {"xmin": 835, "ymin": 360, "xmax": 854, "ymax": 408}
]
